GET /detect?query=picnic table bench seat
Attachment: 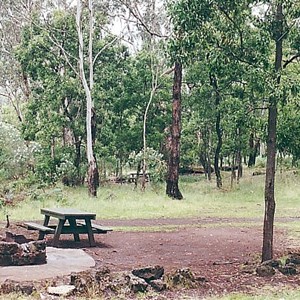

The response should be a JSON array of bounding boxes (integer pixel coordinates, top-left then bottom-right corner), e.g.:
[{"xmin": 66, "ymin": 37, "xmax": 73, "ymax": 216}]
[
  {"xmin": 23, "ymin": 221, "xmax": 112, "ymax": 235},
  {"xmin": 24, "ymin": 222, "xmax": 55, "ymax": 233},
  {"xmin": 77, "ymin": 221, "xmax": 113, "ymax": 234}
]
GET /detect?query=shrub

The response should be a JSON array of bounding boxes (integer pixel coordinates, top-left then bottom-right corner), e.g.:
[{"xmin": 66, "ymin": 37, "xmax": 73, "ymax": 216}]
[
  {"xmin": 128, "ymin": 147, "xmax": 167, "ymax": 183},
  {"xmin": 0, "ymin": 122, "xmax": 40, "ymax": 180}
]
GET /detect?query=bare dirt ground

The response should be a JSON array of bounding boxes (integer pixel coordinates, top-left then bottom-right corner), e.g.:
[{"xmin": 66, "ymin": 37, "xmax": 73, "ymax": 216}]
[{"xmin": 2, "ymin": 217, "xmax": 300, "ymax": 298}]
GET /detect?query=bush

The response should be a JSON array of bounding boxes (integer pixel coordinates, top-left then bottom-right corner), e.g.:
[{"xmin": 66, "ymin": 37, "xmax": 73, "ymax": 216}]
[
  {"xmin": 0, "ymin": 122, "xmax": 40, "ymax": 180},
  {"xmin": 128, "ymin": 147, "xmax": 167, "ymax": 183}
]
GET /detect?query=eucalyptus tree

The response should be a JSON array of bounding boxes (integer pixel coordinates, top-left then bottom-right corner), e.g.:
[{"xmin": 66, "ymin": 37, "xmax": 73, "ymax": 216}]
[
  {"xmin": 277, "ymin": 63, "xmax": 300, "ymax": 163},
  {"xmin": 168, "ymin": 0, "xmax": 268, "ymax": 189},
  {"xmin": 16, "ymin": 3, "xmax": 133, "ymax": 191},
  {"xmin": 97, "ymin": 48, "xmax": 171, "ymax": 182},
  {"xmin": 0, "ymin": 0, "xmax": 70, "ymax": 123},
  {"xmin": 115, "ymin": 0, "xmax": 172, "ymax": 190},
  {"xmin": 75, "ymin": 0, "xmax": 100, "ymax": 196},
  {"xmin": 257, "ymin": 0, "xmax": 300, "ymax": 261},
  {"xmin": 169, "ymin": 0, "xmax": 300, "ymax": 261}
]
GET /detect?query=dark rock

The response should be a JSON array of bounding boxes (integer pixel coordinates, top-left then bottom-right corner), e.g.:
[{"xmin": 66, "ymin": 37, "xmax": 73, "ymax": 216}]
[
  {"xmin": 0, "ymin": 255, "xmax": 13, "ymax": 266},
  {"xmin": 167, "ymin": 268, "xmax": 197, "ymax": 288},
  {"xmin": 0, "ymin": 280, "xmax": 35, "ymax": 295},
  {"xmin": 256, "ymin": 265, "xmax": 275, "ymax": 277},
  {"xmin": 132, "ymin": 265, "xmax": 164, "ymax": 283},
  {"xmin": 278, "ymin": 263, "xmax": 297, "ymax": 275},
  {"xmin": 286, "ymin": 253, "xmax": 300, "ymax": 265},
  {"xmin": 106, "ymin": 272, "xmax": 130, "ymax": 294},
  {"xmin": 5, "ymin": 232, "xmax": 29, "ymax": 244},
  {"xmin": 0, "ymin": 242, "xmax": 19, "ymax": 255},
  {"xmin": 0, "ymin": 241, "xmax": 46, "ymax": 266},
  {"xmin": 125, "ymin": 273, "xmax": 148, "ymax": 293},
  {"xmin": 149, "ymin": 279, "xmax": 167, "ymax": 292},
  {"xmin": 70, "ymin": 271, "xmax": 94, "ymax": 293},
  {"xmin": 95, "ymin": 267, "xmax": 110, "ymax": 282},
  {"xmin": 261, "ymin": 259, "xmax": 282, "ymax": 268}
]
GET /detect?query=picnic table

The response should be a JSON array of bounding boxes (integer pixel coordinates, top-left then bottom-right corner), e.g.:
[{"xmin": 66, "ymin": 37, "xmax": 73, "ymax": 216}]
[{"xmin": 24, "ymin": 208, "xmax": 112, "ymax": 247}]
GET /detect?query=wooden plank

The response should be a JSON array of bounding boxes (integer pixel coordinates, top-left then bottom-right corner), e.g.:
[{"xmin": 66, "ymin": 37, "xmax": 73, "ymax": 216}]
[
  {"xmin": 77, "ymin": 221, "xmax": 113, "ymax": 233},
  {"xmin": 52, "ymin": 219, "xmax": 65, "ymax": 247},
  {"xmin": 68, "ymin": 217, "xmax": 80, "ymax": 242},
  {"xmin": 24, "ymin": 222, "xmax": 55, "ymax": 233},
  {"xmin": 85, "ymin": 218, "xmax": 96, "ymax": 247},
  {"xmin": 90, "ymin": 224, "xmax": 113, "ymax": 232},
  {"xmin": 41, "ymin": 208, "xmax": 96, "ymax": 220}
]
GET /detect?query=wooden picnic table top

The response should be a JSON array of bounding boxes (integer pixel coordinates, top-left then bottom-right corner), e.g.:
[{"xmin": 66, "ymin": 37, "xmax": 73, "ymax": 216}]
[{"xmin": 41, "ymin": 208, "xmax": 96, "ymax": 220}]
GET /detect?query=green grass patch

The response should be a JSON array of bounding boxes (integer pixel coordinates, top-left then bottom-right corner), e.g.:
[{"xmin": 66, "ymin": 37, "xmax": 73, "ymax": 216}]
[{"xmin": 2, "ymin": 170, "xmax": 300, "ymax": 224}]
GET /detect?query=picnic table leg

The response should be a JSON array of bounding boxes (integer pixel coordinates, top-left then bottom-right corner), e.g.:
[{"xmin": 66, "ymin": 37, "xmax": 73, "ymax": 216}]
[
  {"xmin": 85, "ymin": 218, "xmax": 96, "ymax": 247},
  {"xmin": 38, "ymin": 215, "xmax": 50, "ymax": 240},
  {"xmin": 68, "ymin": 217, "xmax": 80, "ymax": 242},
  {"xmin": 52, "ymin": 219, "xmax": 65, "ymax": 247}
]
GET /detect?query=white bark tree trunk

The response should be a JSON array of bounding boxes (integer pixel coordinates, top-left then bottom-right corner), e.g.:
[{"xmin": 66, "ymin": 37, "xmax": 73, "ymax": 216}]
[{"xmin": 76, "ymin": 0, "xmax": 99, "ymax": 196}]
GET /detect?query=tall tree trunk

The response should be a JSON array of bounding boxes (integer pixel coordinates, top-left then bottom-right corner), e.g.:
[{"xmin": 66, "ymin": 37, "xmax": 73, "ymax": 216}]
[
  {"xmin": 74, "ymin": 135, "xmax": 82, "ymax": 184},
  {"xmin": 248, "ymin": 132, "xmax": 260, "ymax": 167},
  {"xmin": 210, "ymin": 74, "xmax": 222, "ymax": 188},
  {"xmin": 166, "ymin": 61, "xmax": 183, "ymax": 200},
  {"xmin": 199, "ymin": 127, "xmax": 212, "ymax": 181},
  {"xmin": 262, "ymin": 3, "xmax": 283, "ymax": 262},
  {"xmin": 76, "ymin": 0, "xmax": 99, "ymax": 197},
  {"xmin": 230, "ymin": 155, "xmax": 236, "ymax": 189},
  {"xmin": 236, "ymin": 127, "xmax": 242, "ymax": 183},
  {"xmin": 237, "ymin": 150, "xmax": 242, "ymax": 183},
  {"xmin": 142, "ymin": 56, "xmax": 158, "ymax": 191}
]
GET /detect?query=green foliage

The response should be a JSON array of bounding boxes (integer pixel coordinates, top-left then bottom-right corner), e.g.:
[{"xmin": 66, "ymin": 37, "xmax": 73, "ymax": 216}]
[
  {"xmin": 277, "ymin": 104, "xmax": 300, "ymax": 162},
  {"xmin": 1, "ymin": 0, "xmax": 299, "ymax": 194},
  {"xmin": 56, "ymin": 153, "xmax": 86, "ymax": 186},
  {"xmin": 128, "ymin": 147, "xmax": 167, "ymax": 183},
  {"xmin": 0, "ymin": 121, "xmax": 40, "ymax": 179},
  {"xmin": 15, "ymin": 10, "xmax": 172, "ymax": 186},
  {"xmin": 168, "ymin": 0, "xmax": 300, "ymax": 183}
]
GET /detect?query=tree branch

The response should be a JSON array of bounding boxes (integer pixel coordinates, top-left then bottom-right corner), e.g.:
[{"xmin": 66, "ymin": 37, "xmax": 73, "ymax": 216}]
[
  {"xmin": 46, "ymin": 33, "xmax": 79, "ymax": 77},
  {"xmin": 283, "ymin": 53, "xmax": 300, "ymax": 69},
  {"xmin": 118, "ymin": 0, "xmax": 168, "ymax": 39},
  {"xmin": 0, "ymin": 92, "xmax": 9, "ymax": 98},
  {"xmin": 93, "ymin": 35, "xmax": 119, "ymax": 66},
  {"xmin": 217, "ymin": 5, "xmax": 244, "ymax": 50}
]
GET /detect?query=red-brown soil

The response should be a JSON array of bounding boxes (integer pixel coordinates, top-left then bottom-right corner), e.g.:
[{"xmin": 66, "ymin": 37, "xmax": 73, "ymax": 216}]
[{"xmin": 2, "ymin": 217, "xmax": 300, "ymax": 298}]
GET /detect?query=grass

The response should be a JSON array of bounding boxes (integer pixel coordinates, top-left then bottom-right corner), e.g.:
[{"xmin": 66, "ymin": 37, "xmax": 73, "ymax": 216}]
[{"xmin": 4, "ymin": 169, "xmax": 300, "ymax": 222}]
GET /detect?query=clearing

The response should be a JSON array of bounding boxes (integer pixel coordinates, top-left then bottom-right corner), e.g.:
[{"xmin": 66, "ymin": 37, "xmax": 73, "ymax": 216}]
[{"xmin": 1, "ymin": 216, "xmax": 300, "ymax": 298}]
